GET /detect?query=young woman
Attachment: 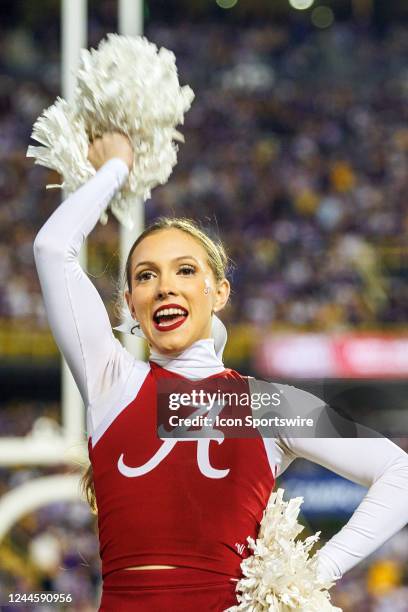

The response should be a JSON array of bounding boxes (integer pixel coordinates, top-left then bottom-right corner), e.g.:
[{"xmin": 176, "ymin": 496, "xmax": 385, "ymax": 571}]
[{"xmin": 33, "ymin": 133, "xmax": 408, "ymax": 611}]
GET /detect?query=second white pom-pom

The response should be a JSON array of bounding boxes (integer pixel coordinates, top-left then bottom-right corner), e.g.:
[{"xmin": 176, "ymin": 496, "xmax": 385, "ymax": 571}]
[{"xmin": 225, "ymin": 489, "xmax": 342, "ymax": 611}]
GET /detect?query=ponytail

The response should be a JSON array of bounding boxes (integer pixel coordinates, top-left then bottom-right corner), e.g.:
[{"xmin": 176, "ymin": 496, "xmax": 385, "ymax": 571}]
[{"xmin": 81, "ymin": 464, "xmax": 97, "ymax": 514}]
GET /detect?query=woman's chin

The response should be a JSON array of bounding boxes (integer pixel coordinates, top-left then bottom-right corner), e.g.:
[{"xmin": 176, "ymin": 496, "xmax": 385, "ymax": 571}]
[
  {"xmin": 153, "ymin": 343, "xmax": 189, "ymax": 356},
  {"xmin": 150, "ymin": 332, "xmax": 191, "ymax": 356},
  {"xmin": 146, "ymin": 320, "xmax": 211, "ymax": 356}
]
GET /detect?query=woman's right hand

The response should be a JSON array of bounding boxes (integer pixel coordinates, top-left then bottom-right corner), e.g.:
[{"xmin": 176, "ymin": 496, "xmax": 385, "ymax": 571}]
[{"xmin": 88, "ymin": 132, "xmax": 134, "ymax": 172}]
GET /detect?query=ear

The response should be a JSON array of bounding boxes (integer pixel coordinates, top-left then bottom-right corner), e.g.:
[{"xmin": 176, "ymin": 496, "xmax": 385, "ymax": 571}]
[
  {"xmin": 213, "ymin": 278, "xmax": 230, "ymax": 313},
  {"xmin": 124, "ymin": 289, "xmax": 136, "ymax": 319}
]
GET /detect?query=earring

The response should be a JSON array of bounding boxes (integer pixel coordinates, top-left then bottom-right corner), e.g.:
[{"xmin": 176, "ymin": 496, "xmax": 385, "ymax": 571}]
[
  {"xmin": 130, "ymin": 321, "xmax": 141, "ymax": 335},
  {"xmin": 130, "ymin": 313, "xmax": 142, "ymax": 335},
  {"xmin": 204, "ymin": 278, "xmax": 211, "ymax": 295}
]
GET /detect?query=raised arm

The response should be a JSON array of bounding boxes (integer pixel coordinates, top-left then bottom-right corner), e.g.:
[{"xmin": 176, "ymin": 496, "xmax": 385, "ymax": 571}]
[
  {"xmin": 33, "ymin": 133, "xmax": 136, "ymax": 407},
  {"xmin": 273, "ymin": 386, "xmax": 408, "ymax": 583}
]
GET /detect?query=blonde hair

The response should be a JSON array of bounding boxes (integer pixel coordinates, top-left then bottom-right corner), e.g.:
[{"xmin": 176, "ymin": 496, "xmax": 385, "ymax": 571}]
[{"xmin": 82, "ymin": 216, "xmax": 231, "ymax": 512}]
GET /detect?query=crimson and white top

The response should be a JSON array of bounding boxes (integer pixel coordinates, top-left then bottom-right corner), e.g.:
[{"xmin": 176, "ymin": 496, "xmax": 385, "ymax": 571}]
[{"xmin": 34, "ymin": 158, "xmax": 408, "ymax": 581}]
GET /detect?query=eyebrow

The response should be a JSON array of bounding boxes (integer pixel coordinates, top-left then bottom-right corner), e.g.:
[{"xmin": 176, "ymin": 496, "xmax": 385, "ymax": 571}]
[{"xmin": 133, "ymin": 256, "xmax": 200, "ymax": 271}]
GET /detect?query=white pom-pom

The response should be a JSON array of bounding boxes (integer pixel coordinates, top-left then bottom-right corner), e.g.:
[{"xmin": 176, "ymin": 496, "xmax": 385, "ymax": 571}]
[
  {"xmin": 225, "ymin": 489, "xmax": 342, "ymax": 612},
  {"xmin": 27, "ymin": 34, "xmax": 194, "ymax": 228}
]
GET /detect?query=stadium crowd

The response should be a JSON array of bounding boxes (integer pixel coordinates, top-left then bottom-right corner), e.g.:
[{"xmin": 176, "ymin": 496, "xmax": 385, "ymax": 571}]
[
  {"xmin": 0, "ymin": 5, "xmax": 407, "ymax": 611},
  {"xmin": 0, "ymin": 18, "xmax": 408, "ymax": 337}
]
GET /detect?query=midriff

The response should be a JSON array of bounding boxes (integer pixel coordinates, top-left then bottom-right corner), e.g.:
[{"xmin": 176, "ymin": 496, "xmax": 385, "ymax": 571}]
[{"xmin": 124, "ymin": 565, "xmax": 178, "ymax": 570}]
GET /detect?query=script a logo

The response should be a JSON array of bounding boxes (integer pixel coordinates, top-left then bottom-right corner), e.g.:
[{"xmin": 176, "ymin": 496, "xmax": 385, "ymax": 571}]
[{"xmin": 118, "ymin": 438, "xmax": 230, "ymax": 479}]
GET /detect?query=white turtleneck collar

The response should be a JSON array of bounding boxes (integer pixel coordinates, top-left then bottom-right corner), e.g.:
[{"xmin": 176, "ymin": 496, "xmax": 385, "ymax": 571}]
[
  {"xmin": 149, "ymin": 338, "xmax": 225, "ymax": 380},
  {"xmin": 115, "ymin": 313, "xmax": 229, "ymax": 380}
]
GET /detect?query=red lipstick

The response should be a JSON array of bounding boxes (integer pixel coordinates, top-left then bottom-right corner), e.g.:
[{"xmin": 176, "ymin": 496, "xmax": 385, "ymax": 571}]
[{"xmin": 153, "ymin": 303, "xmax": 188, "ymax": 333}]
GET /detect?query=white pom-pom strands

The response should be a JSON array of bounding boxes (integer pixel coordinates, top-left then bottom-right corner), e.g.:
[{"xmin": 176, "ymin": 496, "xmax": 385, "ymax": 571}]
[
  {"xmin": 226, "ymin": 489, "xmax": 342, "ymax": 612},
  {"xmin": 27, "ymin": 34, "xmax": 195, "ymax": 228}
]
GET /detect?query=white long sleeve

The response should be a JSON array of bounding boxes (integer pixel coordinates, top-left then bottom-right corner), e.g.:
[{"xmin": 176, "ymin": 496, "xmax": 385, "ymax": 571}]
[
  {"xmin": 268, "ymin": 384, "xmax": 408, "ymax": 582},
  {"xmin": 285, "ymin": 436, "xmax": 408, "ymax": 582},
  {"xmin": 33, "ymin": 159, "xmax": 135, "ymax": 407}
]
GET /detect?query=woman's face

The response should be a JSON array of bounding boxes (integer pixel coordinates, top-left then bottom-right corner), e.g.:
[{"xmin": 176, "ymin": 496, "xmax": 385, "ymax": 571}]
[{"xmin": 125, "ymin": 228, "xmax": 230, "ymax": 355}]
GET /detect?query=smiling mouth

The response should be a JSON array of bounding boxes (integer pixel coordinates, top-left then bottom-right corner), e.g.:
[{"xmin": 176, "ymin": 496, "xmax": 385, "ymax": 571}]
[{"xmin": 153, "ymin": 307, "xmax": 188, "ymax": 332}]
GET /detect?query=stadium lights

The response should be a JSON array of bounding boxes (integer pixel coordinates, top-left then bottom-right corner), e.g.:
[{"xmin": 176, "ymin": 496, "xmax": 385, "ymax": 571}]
[
  {"xmin": 311, "ymin": 6, "xmax": 334, "ymax": 28},
  {"xmin": 216, "ymin": 0, "xmax": 238, "ymax": 8},
  {"xmin": 289, "ymin": 0, "xmax": 315, "ymax": 9}
]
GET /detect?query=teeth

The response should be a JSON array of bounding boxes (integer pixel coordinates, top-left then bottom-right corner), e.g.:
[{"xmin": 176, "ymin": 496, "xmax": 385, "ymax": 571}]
[{"xmin": 155, "ymin": 307, "xmax": 186, "ymax": 318}]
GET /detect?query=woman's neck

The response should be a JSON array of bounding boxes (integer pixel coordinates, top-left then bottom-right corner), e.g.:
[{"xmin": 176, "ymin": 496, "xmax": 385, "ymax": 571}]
[{"xmin": 149, "ymin": 338, "xmax": 225, "ymax": 380}]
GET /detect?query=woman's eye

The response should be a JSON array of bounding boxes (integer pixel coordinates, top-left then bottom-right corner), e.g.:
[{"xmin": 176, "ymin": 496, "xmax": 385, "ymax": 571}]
[
  {"xmin": 136, "ymin": 266, "xmax": 195, "ymax": 281},
  {"xmin": 178, "ymin": 266, "xmax": 196, "ymax": 275},
  {"xmin": 136, "ymin": 271, "xmax": 155, "ymax": 282}
]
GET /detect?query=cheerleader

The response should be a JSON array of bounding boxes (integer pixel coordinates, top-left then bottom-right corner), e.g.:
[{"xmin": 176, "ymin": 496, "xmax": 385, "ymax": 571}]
[{"xmin": 33, "ymin": 133, "xmax": 408, "ymax": 611}]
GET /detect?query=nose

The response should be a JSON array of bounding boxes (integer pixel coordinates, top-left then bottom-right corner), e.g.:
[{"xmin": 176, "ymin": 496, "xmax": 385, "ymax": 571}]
[
  {"xmin": 157, "ymin": 288, "xmax": 176, "ymax": 300},
  {"xmin": 155, "ymin": 274, "xmax": 177, "ymax": 301}
]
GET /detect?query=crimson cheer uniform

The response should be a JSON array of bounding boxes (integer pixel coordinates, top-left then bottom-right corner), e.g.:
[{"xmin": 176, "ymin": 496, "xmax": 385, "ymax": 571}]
[
  {"xmin": 91, "ymin": 363, "xmax": 275, "ymax": 611},
  {"xmin": 34, "ymin": 159, "xmax": 408, "ymax": 611},
  {"xmin": 90, "ymin": 363, "xmax": 274, "ymax": 580}
]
